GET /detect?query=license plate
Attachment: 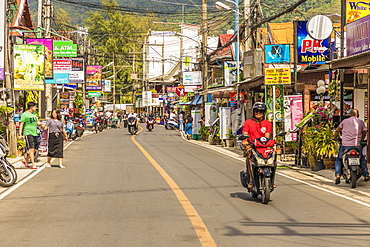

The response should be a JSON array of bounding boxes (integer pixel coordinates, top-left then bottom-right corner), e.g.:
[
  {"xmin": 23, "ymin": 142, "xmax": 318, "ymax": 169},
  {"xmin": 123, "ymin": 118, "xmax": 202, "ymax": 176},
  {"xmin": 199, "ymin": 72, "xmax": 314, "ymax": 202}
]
[{"xmin": 348, "ymin": 158, "xmax": 360, "ymax": 166}]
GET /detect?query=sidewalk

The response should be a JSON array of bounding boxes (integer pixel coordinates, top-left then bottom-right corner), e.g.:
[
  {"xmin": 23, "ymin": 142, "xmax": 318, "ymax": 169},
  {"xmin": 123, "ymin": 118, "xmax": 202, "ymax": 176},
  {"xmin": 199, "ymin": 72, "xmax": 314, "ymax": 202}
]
[{"xmin": 182, "ymin": 133, "xmax": 370, "ymax": 189}]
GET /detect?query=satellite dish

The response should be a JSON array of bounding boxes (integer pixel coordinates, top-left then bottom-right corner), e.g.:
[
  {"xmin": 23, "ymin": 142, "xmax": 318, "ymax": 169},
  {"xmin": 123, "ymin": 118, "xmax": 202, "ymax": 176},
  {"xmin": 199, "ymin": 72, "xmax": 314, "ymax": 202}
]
[{"xmin": 307, "ymin": 15, "xmax": 333, "ymax": 40}]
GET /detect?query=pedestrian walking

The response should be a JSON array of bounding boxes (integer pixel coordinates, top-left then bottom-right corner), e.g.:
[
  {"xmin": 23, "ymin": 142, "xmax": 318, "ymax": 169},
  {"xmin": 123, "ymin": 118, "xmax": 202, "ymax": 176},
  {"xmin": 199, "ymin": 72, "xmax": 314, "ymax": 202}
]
[
  {"xmin": 19, "ymin": 102, "xmax": 45, "ymax": 169},
  {"xmin": 185, "ymin": 113, "xmax": 193, "ymax": 140},
  {"xmin": 117, "ymin": 109, "xmax": 123, "ymax": 128},
  {"xmin": 45, "ymin": 108, "xmax": 68, "ymax": 168},
  {"xmin": 179, "ymin": 111, "xmax": 184, "ymax": 132}
]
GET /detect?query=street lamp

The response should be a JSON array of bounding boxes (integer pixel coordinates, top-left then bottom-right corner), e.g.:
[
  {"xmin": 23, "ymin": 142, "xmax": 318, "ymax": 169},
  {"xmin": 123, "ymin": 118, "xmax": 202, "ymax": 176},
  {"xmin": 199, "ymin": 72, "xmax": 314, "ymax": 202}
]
[
  {"xmin": 215, "ymin": 0, "xmax": 240, "ymax": 108},
  {"xmin": 316, "ymin": 80, "xmax": 326, "ymax": 106}
]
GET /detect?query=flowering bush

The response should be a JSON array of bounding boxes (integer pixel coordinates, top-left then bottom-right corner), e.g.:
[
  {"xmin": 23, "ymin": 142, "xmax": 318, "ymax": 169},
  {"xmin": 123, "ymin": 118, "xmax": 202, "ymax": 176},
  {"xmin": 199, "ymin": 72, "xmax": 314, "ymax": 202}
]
[{"xmin": 312, "ymin": 107, "xmax": 332, "ymax": 126}]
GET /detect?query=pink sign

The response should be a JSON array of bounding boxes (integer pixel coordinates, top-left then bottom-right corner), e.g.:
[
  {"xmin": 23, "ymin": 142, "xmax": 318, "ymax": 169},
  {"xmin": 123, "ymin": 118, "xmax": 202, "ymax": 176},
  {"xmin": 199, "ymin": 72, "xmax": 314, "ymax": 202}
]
[{"xmin": 290, "ymin": 95, "xmax": 303, "ymax": 141}]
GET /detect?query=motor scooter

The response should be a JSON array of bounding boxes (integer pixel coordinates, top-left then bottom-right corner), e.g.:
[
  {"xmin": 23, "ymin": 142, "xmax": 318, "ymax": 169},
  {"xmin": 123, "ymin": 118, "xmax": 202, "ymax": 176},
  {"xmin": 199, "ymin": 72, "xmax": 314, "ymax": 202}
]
[
  {"xmin": 146, "ymin": 117, "xmax": 155, "ymax": 131},
  {"xmin": 239, "ymin": 132, "xmax": 286, "ymax": 204},
  {"xmin": 165, "ymin": 120, "xmax": 179, "ymax": 130},
  {"xmin": 340, "ymin": 145, "xmax": 363, "ymax": 188},
  {"xmin": 0, "ymin": 135, "xmax": 17, "ymax": 187},
  {"xmin": 128, "ymin": 117, "xmax": 138, "ymax": 135},
  {"xmin": 65, "ymin": 120, "xmax": 75, "ymax": 139}
]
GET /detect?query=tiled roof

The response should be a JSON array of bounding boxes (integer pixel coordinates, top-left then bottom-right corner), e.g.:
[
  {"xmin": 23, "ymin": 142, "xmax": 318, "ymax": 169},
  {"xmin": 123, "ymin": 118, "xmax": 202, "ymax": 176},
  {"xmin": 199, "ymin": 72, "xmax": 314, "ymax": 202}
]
[{"xmin": 9, "ymin": 0, "xmax": 35, "ymax": 36}]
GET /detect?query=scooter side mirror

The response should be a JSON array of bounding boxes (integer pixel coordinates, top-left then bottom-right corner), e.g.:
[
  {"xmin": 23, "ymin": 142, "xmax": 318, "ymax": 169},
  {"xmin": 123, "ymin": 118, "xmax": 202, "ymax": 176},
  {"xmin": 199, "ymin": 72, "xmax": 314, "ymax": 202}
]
[
  {"xmin": 238, "ymin": 135, "xmax": 250, "ymax": 140},
  {"xmin": 276, "ymin": 131, "xmax": 287, "ymax": 137}
]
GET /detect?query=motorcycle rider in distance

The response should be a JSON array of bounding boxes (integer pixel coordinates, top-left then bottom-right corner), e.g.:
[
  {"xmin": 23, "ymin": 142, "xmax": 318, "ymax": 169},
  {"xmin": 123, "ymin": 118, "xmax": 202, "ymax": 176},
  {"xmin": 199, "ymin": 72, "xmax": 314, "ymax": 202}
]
[
  {"xmin": 146, "ymin": 110, "xmax": 155, "ymax": 121},
  {"xmin": 127, "ymin": 110, "xmax": 139, "ymax": 129},
  {"xmin": 242, "ymin": 102, "xmax": 272, "ymax": 188},
  {"xmin": 333, "ymin": 109, "xmax": 369, "ymax": 184}
]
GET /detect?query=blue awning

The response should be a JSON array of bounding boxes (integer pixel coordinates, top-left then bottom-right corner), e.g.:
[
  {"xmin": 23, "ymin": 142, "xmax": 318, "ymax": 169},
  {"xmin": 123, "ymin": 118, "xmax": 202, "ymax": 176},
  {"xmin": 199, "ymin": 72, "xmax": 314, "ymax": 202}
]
[
  {"xmin": 179, "ymin": 101, "xmax": 192, "ymax": 105},
  {"xmin": 191, "ymin": 95, "xmax": 203, "ymax": 105}
]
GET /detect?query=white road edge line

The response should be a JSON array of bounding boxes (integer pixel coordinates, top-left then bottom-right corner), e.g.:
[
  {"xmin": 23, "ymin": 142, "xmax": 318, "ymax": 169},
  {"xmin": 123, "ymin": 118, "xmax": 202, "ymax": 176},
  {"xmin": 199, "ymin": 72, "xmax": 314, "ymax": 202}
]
[
  {"xmin": 0, "ymin": 139, "xmax": 75, "ymax": 200},
  {"xmin": 182, "ymin": 134, "xmax": 370, "ymax": 208}
]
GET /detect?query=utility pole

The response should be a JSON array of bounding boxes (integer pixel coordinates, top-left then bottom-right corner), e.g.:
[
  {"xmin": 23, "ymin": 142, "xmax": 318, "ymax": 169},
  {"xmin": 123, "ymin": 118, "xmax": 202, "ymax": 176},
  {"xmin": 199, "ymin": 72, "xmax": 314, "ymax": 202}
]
[
  {"xmin": 162, "ymin": 41, "xmax": 165, "ymax": 116},
  {"xmin": 113, "ymin": 53, "xmax": 116, "ymax": 112},
  {"xmin": 244, "ymin": 0, "xmax": 251, "ymax": 50},
  {"xmin": 201, "ymin": 0, "xmax": 208, "ymax": 91}
]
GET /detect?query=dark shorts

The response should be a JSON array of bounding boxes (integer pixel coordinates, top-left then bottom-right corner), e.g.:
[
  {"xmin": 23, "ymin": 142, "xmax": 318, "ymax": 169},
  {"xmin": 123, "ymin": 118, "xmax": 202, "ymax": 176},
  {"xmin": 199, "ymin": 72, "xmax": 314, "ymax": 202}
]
[{"xmin": 25, "ymin": 135, "xmax": 38, "ymax": 150}]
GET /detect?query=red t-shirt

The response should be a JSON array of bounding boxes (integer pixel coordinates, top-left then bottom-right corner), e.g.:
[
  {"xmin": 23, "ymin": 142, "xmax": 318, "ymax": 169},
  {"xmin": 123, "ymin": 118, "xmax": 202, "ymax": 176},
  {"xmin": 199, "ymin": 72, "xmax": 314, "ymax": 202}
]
[{"xmin": 242, "ymin": 119, "xmax": 272, "ymax": 141}]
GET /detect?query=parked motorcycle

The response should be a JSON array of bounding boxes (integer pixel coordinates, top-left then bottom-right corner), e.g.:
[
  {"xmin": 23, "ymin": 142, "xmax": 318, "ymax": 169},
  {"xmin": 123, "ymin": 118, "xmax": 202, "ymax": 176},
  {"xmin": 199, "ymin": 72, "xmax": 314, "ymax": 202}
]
[
  {"xmin": 93, "ymin": 117, "xmax": 104, "ymax": 133},
  {"xmin": 165, "ymin": 120, "xmax": 179, "ymax": 130},
  {"xmin": 128, "ymin": 117, "xmax": 138, "ymax": 135},
  {"xmin": 65, "ymin": 120, "xmax": 75, "ymax": 139},
  {"xmin": 0, "ymin": 135, "xmax": 17, "ymax": 187},
  {"xmin": 146, "ymin": 117, "xmax": 155, "ymax": 131},
  {"xmin": 239, "ymin": 132, "xmax": 286, "ymax": 204}
]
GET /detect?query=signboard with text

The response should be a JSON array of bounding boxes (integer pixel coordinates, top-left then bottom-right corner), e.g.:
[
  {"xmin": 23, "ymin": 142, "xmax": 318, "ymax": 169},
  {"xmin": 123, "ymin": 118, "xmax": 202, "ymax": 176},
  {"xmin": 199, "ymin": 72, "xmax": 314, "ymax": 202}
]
[
  {"xmin": 26, "ymin": 38, "xmax": 53, "ymax": 78},
  {"xmin": 346, "ymin": 0, "xmax": 370, "ymax": 23},
  {"xmin": 86, "ymin": 65, "xmax": 102, "ymax": 91},
  {"xmin": 264, "ymin": 68, "xmax": 291, "ymax": 85},
  {"xmin": 264, "ymin": 44, "xmax": 290, "ymax": 64},
  {"xmin": 347, "ymin": 15, "xmax": 370, "ymax": 56},
  {"xmin": 53, "ymin": 41, "xmax": 77, "ymax": 57},
  {"xmin": 183, "ymin": 71, "xmax": 202, "ymax": 86},
  {"xmin": 297, "ymin": 21, "xmax": 328, "ymax": 64}
]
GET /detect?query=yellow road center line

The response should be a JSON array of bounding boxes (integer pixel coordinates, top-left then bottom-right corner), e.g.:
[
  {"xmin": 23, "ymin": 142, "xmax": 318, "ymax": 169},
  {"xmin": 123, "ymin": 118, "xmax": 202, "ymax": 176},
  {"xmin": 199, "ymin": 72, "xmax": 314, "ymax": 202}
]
[{"xmin": 131, "ymin": 127, "xmax": 217, "ymax": 247}]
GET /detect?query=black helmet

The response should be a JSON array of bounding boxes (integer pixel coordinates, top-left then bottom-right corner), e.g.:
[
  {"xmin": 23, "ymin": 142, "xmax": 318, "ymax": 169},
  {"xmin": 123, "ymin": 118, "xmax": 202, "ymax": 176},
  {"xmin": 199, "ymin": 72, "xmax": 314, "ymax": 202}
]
[{"xmin": 252, "ymin": 102, "xmax": 266, "ymax": 112}]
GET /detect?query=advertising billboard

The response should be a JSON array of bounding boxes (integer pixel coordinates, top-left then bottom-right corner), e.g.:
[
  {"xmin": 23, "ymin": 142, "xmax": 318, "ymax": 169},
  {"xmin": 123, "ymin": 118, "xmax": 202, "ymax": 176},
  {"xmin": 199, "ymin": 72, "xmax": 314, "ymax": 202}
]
[
  {"xmin": 14, "ymin": 45, "xmax": 45, "ymax": 90},
  {"xmin": 69, "ymin": 59, "xmax": 84, "ymax": 83},
  {"xmin": 103, "ymin": 80, "xmax": 111, "ymax": 92},
  {"xmin": 45, "ymin": 59, "xmax": 71, "ymax": 84},
  {"xmin": 86, "ymin": 65, "xmax": 102, "ymax": 91},
  {"xmin": 266, "ymin": 85, "xmax": 284, "ymax": 122},
  {"xmin": 297, "ymin": 21, "xmax": 328, "ymax": 64},
  {"xmin": 347, "ymin": 15, "xmax": 370, "ymax": 56},
  {"xmin": 346, "ymin": 0, "xmax": 370, "ymax": 24},
  {"xmin": 0, "ymin": 1, "xmax": 5, "ymax": 80},
  {"xmin": 26, "ymin": 38, "xmax": 53, "ymax": 78},
  {"xmin": 264, "ymin": 44, "xmax": 290, "ymax": 64},
  {"xmin": 183, "ymin": 71, "xmax": 202, "ymax": 86},
  {"xmin": 264, "ymin": 68, "xmax": 291, "ymax": 85},
  {"xmin": 53, "ymin": 41, "xmax": 77, "ymax": 57}
]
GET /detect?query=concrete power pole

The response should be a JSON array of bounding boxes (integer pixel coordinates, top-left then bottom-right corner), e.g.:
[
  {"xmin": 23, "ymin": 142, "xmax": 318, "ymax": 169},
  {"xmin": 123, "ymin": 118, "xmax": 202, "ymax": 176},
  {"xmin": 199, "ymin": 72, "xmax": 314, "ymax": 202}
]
[
  {"xmin": 113, "ymin": 53, "xmax": 116, "ymax": 112},
  {"xmin": 201, "ymin": 0, "xmax": 208, "ymax": 91}
]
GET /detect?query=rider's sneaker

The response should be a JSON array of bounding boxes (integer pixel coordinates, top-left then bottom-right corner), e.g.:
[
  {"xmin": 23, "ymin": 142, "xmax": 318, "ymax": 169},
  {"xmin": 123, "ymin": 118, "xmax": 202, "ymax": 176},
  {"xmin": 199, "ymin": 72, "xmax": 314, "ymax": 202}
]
[
  {"xmin": 335, "ymin": 175, "xmax": 341, "ymax": 185},
  {"xmin": 364, "ymin": 176, "xmax": 369, "ymax": 182}
]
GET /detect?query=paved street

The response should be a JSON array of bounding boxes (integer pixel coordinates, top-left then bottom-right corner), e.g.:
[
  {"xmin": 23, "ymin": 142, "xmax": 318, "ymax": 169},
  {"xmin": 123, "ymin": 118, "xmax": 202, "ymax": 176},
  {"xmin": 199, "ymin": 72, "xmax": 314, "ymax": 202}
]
[{"xmin": 1, "ymin": 125, "xmax": 370, "ymax": 247}]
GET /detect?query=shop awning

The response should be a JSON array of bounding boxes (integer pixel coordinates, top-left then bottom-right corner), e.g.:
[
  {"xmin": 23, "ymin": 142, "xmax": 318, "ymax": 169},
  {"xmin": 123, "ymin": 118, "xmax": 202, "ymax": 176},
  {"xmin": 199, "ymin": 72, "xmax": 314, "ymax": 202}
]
[
  {"xmin": 192, "ymin": 95, "xmax": 203, "ymax": 105},
  {"xmin": 179, "ymin": 101, "xmax": 192, "ymax": 105}
]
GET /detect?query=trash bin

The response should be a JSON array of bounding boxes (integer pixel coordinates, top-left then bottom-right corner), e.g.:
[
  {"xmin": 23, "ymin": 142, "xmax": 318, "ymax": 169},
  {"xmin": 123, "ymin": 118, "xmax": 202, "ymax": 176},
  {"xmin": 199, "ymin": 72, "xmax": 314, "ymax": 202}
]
[{"xmin": 192, "ymin": 134, "xmax": 200, "ymax": 140}]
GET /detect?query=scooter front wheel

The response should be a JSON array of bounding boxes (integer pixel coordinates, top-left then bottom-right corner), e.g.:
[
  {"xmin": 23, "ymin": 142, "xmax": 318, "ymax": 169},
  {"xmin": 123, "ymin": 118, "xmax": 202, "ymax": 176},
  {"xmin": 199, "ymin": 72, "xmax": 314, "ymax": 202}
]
[{"xmin": 261, "ymin": 177, "xmax": 271, "ymax": 204}]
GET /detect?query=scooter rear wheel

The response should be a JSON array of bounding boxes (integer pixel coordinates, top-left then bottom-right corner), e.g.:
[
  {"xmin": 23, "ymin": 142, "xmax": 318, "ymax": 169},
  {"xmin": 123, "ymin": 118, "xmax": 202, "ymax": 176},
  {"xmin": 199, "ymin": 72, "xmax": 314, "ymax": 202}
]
[{"xmin": 350, "ymin": 170, "xmax": 357, "ymax": 188}]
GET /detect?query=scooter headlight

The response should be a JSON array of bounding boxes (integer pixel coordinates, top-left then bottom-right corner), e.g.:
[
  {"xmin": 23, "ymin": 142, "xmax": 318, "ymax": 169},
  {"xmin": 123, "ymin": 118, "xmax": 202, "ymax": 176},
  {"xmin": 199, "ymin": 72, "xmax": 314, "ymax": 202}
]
[
  {"xmin": 257, "ymin": 158, "xmax": 265, "ymax": 164},
  {"xmin": 267, "ymin": 157, "xmax": 274, "ymax": 165}
]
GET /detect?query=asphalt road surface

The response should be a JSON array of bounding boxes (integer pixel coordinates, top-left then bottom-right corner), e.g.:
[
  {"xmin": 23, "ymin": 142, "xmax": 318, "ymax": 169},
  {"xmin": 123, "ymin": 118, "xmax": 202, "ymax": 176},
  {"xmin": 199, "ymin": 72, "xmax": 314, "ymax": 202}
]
[{"xmin": 1, "ymin": 125, "xmax": 369, "ymax": 247}]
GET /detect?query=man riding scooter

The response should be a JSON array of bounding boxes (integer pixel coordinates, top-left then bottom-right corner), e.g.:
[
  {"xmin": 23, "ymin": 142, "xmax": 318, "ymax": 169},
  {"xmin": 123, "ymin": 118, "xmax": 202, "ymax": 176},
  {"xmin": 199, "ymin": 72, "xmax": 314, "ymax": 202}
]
[
  {"xmin": 127, "ymin": 110, "xmax": 139, "ymax": 132},
  {"xmin": 333, "ymin": 109, "xmax": 369, "ymax": 184},
  {"xmin": 241, "ymin": 102, "xmax": 273, "ymax": 188}
]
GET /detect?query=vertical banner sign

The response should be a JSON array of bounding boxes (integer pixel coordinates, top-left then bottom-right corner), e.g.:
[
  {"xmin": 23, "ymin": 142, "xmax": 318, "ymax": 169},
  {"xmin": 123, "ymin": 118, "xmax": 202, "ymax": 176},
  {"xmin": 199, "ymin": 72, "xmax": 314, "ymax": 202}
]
[
  {"xmin": 70, "ymin": 59, "xmax": 84, "ymax": 83},
  {"xmin": 264, "ymin": 44, "xmax": 290, "ymax": 64},
  {"xmin": 219, "ymin": 107, "xmax": 231, "ymax": 140},
  {"xmin": 346, "ymin": 0, "xmax": 370, "ymax": 23},
  {"xmin": 26, "ymin": 38, "xmax": 53, "ymax": 78},
  {"xmin": 191, "ymin": 109, "xmax": 201, "ymax": 135},
  {"xmin": 205, "ymin": 102, "xmax": 217, "ymax": 127},
  {"xmin": 103, "ymin": 80, "xmax": 111, "ymax": 92},
  {"xmin": 0, "ymin": 0, "xmax": 5, "ymax": 80},
  {"xmin": 297, "ymin": 21, "xmax": 328, "ymax": 64},
  {"xmin": 14, "ymin": 45, "xmax": 45, "ymax": 90},
  {"xmin": 224, "ymin": 61, "xmax": 242, "ymax": 86},
  {"xmin": 86, "ymin": 65, "xmax": 102, "ymax": 91},
  {"xmin": 265, "ymin": 85, "xmax": 284, "ymax": 122},
  {"xmin": 59, "ymin": 92, "xmax": 69, "ymax": 110}
]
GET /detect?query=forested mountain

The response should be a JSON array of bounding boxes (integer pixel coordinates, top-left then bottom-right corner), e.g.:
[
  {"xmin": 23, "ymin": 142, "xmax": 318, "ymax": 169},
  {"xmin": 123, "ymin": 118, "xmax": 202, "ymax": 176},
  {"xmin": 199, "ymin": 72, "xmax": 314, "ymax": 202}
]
[{"xmin": 28, "ymin": 0, "xmax": 341, "ymax": 32}]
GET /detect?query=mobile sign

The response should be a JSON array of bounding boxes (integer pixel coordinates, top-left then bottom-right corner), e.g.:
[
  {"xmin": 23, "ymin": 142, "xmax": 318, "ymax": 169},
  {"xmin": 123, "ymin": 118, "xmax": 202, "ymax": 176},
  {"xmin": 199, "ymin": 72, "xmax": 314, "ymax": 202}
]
[
  {"xmin": 53, "ymin": 41, "xmax": 77, "ymax": 57},
  {"xmin": 264, "ymin": 68, "xmax": 291, "ymax": 85},
  {"xmin": 297, "ymin": 21, "xmax": 328, "ymax": 64},
  {"xmin": 264, "ymin": 44, "xmax": 290, "ymax": 64}
]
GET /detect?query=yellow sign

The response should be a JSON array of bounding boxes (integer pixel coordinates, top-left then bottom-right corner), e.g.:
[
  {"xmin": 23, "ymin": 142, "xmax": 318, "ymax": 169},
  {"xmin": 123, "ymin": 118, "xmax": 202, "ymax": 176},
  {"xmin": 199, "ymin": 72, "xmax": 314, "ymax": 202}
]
[
  {"xmin": 264, "ymin": 68, "xmax": 291, "ymax": 85},
  {"xmin": 346, "ymin": 0, "xmax": 370, "ymax": 23}
]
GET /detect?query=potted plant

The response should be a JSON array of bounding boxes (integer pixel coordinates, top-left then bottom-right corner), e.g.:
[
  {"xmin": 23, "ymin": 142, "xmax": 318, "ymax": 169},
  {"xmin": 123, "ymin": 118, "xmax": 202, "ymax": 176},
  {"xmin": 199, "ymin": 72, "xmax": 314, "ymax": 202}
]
[
  {"xmin": 314, "ymin": 124, "xmax": 339, "ymax": 169},
  {"xmin": 208, "ymin": 126, "xmax": 220, "ymax": 145},
  {"xmin": 17, "ymin": 139, "xmax": 26, "ymax": 156},
  {"xmin": 302, "ymin": 126, "xmax": 317, "ymax": 170},
  {"xmin": 199, "ymin": 126, "xmax": 210, "ymax": 141},
  {"xmin": 225, "ymin": 128, "xmax": 235, "ymax": 147}
]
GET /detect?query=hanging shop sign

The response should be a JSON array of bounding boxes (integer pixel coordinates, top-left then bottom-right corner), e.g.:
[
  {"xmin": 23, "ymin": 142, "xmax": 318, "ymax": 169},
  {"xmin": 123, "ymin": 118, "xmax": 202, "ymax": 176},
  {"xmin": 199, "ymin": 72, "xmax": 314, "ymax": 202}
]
[
  {"xmin": 230, "ymin": 92, "xmax": 246, "ymax": 103},
  {"xmin": 183, "ymin": 71, "xmax": 202, "ymax": 86},
  {"xmin": 69, "ymin": 59, "xmax": 84, "ymax": 83},
  {"xmin": 243, "ymin": 49, "xmax": 263, "ymax": 78},
  {"xmin": 347, "ymin": 15, "xmax": 370, "ymax": 56},
  {"xmin": 264, "ymin": 44, "xmax": 290, "ymax": 64},
  {"xmin": 60, "ymin": 92, "xmax": 69, "ymax": 110},
  {"xmin": 266, "ymin": 85, "xmax": 284, "ymax": 122},
  {"xmin": 184, "ymin": 86, "xmax": 201, "ymax": 93},
  {"xmin": 26, "ymin": 38, "xmax": 53, "ymax": 78},
  {"xmin": 53, "ymin": 41, "xmax": 77, "ymax": 57},
  {"xmin": 297, "ymin": 21, "xmax": 328, "ymax": 64},
  {"xmin": 264, "ymin": 68, "xmax": 291, "ymax": 85},
  {"xmin": 86, "ymin": 65, "xmax": 102, "ymax": 91},
  {"xmin": 13, "ymin": 45, "xmax": 45, "ymax": 90},
  {"xmin": 0, "ymin": 3, "xmax": 6, "ymax": 80},
  {"xmin": 283, "ymin": 95, "xmax": 303, "ymax": 141},
  {"xmin": 176, "ymin": 86, "xmax": 187, "ymax": 97},
  {"xmin": 346, "ymin": 0, "xmax": 370, "ymax": 24},
  {"xmin": 87, "ymin": 91, "xmax": 103, "ymax": 97},
  {"xmin": 103, "ymin": 80, "xmax": 111, "ymax": 92}
]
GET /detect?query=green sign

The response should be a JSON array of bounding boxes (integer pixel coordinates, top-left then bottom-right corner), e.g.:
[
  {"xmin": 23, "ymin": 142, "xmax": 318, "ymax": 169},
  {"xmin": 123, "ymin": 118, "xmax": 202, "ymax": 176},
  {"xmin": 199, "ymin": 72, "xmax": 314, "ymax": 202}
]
[
  {"xmin": 88, "ymin": 91, "xmax": 103, "ymax": 97},
  {"xmin": 53, "ymin": 41, "xmax": 77, "ymax": 57},
  {"xmin": 265, "ymin": 85, "xmax": 284, "ymax": 122}
]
